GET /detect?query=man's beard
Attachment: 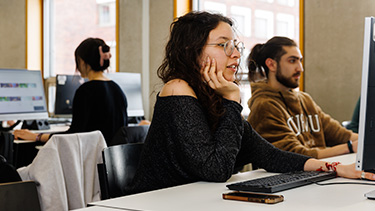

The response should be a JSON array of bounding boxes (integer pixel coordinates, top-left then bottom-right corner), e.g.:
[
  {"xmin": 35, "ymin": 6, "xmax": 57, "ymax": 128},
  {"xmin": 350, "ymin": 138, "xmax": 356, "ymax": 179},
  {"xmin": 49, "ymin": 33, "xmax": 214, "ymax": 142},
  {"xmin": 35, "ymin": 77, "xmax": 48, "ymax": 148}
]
[{"xmin": 275, "ymin": 66, "xmax": 300, "ymax": 89}]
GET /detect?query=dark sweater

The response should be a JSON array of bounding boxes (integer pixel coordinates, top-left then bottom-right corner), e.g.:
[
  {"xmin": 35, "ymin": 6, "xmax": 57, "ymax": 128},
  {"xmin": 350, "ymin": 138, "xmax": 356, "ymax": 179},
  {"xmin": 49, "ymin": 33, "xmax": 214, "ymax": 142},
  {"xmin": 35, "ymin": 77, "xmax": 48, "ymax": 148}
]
[
  {"xmin": 129, "ymin": 95, "xmax": 310, "ymax": 194},
  {"xmin": 54, "ymin": 80, "xmax": 128, "ymax": 145}
]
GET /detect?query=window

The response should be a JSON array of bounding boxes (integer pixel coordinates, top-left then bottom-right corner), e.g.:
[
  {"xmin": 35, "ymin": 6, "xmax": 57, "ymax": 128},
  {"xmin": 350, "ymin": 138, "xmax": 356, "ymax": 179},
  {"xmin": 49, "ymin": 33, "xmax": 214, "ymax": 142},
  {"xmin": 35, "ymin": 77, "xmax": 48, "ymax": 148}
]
[
  {"xmin": 258, "ymin": 0, "xmax": 274, "ymax": 3},
  {"xmin": 230, "ymin": 6, "xmax": 251, "ymax": 37},
  {"xmin": 43, "ymin": 0, "xmax": 117, "ymax": 78},
  {"xmin": 203, "ymin": 1, "xmax": 226, "ymax": 15},
  {"xmin": 277, "ymin": 0, "xmax": 295, "ymax": 7},
  {"xmin": 276, "ymin": 13, "xmax": 295, "ymax": 38},
  {"xmin": 254, "ymin": 10, "xmax": 274, "ymax": 39},
  {"xmin": 97, "ymin": 0, "xmax": 116, "ymax": 26},
  {"xmin": 195, "ymin": 0, "xmax": 300, "ymax": 118}
]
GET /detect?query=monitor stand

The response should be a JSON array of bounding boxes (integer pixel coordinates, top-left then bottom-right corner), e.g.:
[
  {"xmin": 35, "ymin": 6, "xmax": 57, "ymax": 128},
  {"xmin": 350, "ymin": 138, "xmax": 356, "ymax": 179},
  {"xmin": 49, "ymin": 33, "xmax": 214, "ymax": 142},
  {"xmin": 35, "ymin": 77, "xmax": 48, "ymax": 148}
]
[
  {"xmin": 21, "ymin": 120, "xmax": 50, "ymax": 130},
  {"xmin": 128, "ymin": 116, "xmax": 145, "ymax": 125},
  {"xmin": 365, "ymin": 189, "xmax": 375, "ymax": 199}
]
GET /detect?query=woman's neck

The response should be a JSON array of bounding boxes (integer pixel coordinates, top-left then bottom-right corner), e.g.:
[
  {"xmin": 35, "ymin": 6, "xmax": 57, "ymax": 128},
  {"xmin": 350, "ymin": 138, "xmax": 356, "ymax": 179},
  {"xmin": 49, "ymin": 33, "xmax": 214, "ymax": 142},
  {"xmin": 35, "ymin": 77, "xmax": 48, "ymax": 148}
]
[{"xmin": 87, "ymin": 71, "xmax": 109, "ymax": 81}]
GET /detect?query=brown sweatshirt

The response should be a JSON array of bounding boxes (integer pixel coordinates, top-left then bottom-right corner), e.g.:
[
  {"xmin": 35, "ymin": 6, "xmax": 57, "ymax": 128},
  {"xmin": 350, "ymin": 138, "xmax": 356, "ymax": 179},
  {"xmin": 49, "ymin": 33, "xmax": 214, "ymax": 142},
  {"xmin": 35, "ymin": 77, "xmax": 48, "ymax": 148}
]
[{"xmin": 247, "ymin": 81, "xmax": 352, "ymax": 158}]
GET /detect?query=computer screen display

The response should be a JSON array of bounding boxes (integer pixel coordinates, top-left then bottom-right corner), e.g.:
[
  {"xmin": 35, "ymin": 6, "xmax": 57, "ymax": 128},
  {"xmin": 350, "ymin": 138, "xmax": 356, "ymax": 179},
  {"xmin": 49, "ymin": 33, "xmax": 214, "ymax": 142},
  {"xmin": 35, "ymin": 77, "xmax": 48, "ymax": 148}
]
[
  {"xmin": 356, "ymin": 17, "xmax": 375, "ymax": 172},
  {"xmin": 105, "ymin": 72, "xmax": 144, "ymax": 117},
  {"xmin": 0, "ymin": 69, "xmax": 48, "ymax": 121},
  {"xmin": 54, "ymin": 74, "xmax": 87, "ymax": 117}
]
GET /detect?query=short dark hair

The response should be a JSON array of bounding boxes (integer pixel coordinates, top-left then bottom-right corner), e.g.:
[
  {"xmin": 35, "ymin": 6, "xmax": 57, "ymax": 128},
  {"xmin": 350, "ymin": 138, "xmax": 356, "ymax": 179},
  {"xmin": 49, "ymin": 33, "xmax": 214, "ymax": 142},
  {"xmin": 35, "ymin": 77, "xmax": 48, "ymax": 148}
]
[
  {"xmin": 247, "ymin": 36, "xmax": 297, "ymax": 81},
  {"xmin": 74, "ymin": 37, "xmax": 110, "ymax": 72},
  {"xmin": 157, "ymin": 11, "xmax": 234, "ymax": 131}
]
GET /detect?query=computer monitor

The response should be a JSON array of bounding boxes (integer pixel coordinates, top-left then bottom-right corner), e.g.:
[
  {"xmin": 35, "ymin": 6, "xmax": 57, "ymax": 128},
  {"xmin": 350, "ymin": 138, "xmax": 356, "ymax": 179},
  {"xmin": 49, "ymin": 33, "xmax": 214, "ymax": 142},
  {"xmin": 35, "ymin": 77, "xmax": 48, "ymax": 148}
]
[
  {"xmin": 0, "ymin": 69, "xmax": 48, "ymax": 121},
  {"xmin": 356, "ymin": 17, "xmax": 375, "ymax": 173},
  {"xmin": 105, "ymin": 72, "xmax": 145, "ymax": 119},
  {"xmin": 54, "ymin": 74, "xmax": 87, "ymax": 118}
]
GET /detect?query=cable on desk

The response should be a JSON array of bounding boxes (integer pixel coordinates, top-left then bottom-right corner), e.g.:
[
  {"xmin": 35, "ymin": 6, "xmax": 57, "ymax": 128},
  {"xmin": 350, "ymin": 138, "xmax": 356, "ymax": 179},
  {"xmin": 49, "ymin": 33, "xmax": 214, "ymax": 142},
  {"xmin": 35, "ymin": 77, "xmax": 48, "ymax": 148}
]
[{"xmin": 314, "ymin": 181, "xmax": 375, "ymax": 186}]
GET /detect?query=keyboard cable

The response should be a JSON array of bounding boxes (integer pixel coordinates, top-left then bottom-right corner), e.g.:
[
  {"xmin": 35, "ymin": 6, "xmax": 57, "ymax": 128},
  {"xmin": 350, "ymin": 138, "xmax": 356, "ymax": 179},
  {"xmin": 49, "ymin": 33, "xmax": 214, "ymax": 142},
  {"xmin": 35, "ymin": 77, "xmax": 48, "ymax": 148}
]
[{"xmin": 314, "ymin": 181, "xmax": 375, "ymax": 186}]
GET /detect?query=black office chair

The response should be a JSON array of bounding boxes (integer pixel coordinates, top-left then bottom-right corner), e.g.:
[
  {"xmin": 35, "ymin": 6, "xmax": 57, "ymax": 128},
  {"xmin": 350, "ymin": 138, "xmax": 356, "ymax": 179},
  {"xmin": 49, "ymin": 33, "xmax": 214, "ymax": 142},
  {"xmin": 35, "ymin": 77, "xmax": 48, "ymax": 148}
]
[
  {"xmin": 110, "ymin": 125, "xmax": 149, "ymax": 146},
  {"xmin": 0, "ymin": 155, "xmax": 21, "ymax": 183},
  {"xmin": 0, "ymin": 181, "xmax": 41, "ymax": 211},
  {"xmin": 98, "ymin": 142, "xmax": 144, "ymax": 199},
  {"xmin": 0, "ymin": 131, "xmax": 14, "ymax": 165}
]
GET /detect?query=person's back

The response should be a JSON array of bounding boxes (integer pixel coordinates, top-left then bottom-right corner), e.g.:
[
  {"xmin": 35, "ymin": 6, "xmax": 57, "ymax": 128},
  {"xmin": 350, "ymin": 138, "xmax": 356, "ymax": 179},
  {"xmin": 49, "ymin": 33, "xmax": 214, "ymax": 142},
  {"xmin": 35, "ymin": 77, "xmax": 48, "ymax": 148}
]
[
  {"xmin": 13, "ymin": 37, "xmax": 128, "ymax": 145},
  {"xmin": 68, "ymin": 80, "xmax": 128, "ymax": 144}
]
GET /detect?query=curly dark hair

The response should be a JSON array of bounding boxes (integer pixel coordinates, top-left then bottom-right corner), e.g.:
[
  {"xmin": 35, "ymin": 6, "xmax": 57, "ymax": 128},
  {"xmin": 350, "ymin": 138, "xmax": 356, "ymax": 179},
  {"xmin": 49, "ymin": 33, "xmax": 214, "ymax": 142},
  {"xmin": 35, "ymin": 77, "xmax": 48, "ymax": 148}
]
[
  {"xmin": 75, "ymin": 37, "xmax": 110, "ymax": 73},
  {"xmin": 247, "ymin": 36, "xmax": 297, "ymax": 82},
  {"xmin": 157, "ymin": 11, "xmax": 234, "ymax": 131}
]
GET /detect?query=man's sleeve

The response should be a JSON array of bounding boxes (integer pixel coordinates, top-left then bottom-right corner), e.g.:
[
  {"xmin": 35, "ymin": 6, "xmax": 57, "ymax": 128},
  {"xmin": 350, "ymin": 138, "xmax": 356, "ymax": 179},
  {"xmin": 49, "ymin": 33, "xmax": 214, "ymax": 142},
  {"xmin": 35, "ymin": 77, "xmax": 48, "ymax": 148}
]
[{"xmin": 317, "ymin": 104, "xmax": 352, "ymax": 146}]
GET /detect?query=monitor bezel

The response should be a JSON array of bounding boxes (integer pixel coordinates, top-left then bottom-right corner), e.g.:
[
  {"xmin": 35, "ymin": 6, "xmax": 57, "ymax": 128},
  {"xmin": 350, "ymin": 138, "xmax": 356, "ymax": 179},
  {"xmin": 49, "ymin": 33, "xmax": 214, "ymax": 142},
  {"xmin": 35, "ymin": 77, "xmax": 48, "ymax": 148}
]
[
  {"xmin": 53, "ymin": 74, "xmax": 87, "ymax": 118},
  {"xmin": 356, "ymin": 17, "xmax": 375, "ymax": 172},
  {"xmin": 0, "ymin": 69, "xmax": 49, "ymax": 121},
  {"xmin": 105, "ymin": 72, "xmax": 145, "ymax": 118}
]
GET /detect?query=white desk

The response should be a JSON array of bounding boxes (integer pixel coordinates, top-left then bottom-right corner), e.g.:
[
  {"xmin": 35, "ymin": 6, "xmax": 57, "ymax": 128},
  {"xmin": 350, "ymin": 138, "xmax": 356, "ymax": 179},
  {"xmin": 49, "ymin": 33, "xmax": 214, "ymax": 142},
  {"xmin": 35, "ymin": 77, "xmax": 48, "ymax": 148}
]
[
  {"xmin": 74, "ymin": 206, "xmax": 124, "ymax": 211},
  {"xmin": 30, "ymin": 124, "xmax": 70, "ymax": 134},
  {"xmin": 12, "ymin": 124, "xmax": 69, "ymax": 143},
  {"xmin": 88, "ymin": 154, "xmax": 375, "ymax": 211}
]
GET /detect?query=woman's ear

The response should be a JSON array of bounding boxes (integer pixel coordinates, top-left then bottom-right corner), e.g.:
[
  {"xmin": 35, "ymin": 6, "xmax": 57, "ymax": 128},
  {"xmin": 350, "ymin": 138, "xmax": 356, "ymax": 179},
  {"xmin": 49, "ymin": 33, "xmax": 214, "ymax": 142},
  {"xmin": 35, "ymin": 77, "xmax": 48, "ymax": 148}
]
[{"xmin": 265, "ymin": 58, "xmax": 277, "ymax": 73}]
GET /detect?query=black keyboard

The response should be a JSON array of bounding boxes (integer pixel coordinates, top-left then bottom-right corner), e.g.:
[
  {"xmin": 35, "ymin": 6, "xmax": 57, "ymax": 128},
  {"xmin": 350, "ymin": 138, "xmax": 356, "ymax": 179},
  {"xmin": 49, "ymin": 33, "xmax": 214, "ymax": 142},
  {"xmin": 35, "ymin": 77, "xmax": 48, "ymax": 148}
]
[{"xmin": 227, "ymin": 171, "xmax": 336, "ymax": 193}]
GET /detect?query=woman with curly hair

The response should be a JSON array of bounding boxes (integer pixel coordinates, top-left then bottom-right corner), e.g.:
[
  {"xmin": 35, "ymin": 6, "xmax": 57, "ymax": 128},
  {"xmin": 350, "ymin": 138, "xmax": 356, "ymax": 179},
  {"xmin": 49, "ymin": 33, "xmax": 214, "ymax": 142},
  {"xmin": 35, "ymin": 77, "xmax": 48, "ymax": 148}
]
[{"xmin": 129, "ymin": 11, "xmax": 374, "ymax": 195}]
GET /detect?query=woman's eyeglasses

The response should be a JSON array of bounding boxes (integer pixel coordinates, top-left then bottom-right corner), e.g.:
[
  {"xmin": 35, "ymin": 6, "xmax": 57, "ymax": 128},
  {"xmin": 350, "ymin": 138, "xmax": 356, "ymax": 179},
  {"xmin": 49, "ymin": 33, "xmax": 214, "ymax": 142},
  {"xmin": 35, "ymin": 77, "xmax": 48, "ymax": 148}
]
[{"xmin": 206, "ymin": 40, "xmax": 245, "ymax": 57}]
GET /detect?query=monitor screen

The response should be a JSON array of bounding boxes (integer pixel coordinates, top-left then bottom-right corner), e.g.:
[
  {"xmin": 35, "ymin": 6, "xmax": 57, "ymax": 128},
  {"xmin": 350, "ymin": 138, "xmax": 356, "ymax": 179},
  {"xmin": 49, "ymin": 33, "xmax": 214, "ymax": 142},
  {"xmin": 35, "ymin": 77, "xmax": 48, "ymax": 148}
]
[
  {"xmin": 105, "ymin": 72, "xmax": 144, "ymax": 117},
  {"xmin": 0, "ymin": 69, "xmax": 48, "ymax": 121},
  {"xmin": 356, "ymin": 17, "xmax": 375, "ymax": 172},
  {"xmin": 54, "ymin": 74, "xmax": 87, "ymax": 117}
]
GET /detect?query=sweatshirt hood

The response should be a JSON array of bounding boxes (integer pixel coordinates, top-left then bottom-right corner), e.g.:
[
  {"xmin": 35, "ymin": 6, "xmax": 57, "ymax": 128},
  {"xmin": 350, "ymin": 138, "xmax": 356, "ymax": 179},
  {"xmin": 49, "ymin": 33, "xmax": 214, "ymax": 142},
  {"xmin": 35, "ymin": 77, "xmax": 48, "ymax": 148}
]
[{"xmin": 248, "ymin": 81, "xmax": 300, "ymax": 110}]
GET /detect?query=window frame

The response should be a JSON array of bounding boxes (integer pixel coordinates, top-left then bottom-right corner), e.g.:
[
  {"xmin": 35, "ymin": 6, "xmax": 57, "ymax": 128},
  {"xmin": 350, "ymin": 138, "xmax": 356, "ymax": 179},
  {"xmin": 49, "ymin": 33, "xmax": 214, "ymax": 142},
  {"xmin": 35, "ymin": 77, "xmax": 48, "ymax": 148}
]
[{"xmin": 42, "ymin": 0, "xmax": 118, "ymax": 78}]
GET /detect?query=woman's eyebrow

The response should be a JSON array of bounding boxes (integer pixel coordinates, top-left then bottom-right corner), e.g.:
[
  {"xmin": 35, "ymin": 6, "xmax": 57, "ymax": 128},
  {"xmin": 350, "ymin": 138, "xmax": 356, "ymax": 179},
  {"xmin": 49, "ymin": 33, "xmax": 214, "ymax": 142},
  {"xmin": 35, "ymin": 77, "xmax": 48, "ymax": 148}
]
[{"xmin": 215, "ymin": 36, "xmax": 230, "ymax": 41}]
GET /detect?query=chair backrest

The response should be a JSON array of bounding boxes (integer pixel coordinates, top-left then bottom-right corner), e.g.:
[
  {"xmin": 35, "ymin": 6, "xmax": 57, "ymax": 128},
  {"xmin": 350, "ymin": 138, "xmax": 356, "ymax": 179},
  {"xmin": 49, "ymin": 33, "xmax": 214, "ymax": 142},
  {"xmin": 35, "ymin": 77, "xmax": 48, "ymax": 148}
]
[
  {"xmin": 99, "ymin": 143, "xmax": 144, "ymax": 199},
  {"xmin": 0, "ymin": 131, "xmax": 14, "ymax": 165},
  {"xmin": 16, "ymin": 131, "xmax": 107, "ymax": 210},
  {"xmin": 110, "ymin": 125, "xmax": 149, "ymax": 146},
  {"xmin": 0, "ymin": 181, "xmax": 41, "ymax": 211},
  {"xmin": 0, "ymin": 155, "xmax": 21, "ymax": 183}
]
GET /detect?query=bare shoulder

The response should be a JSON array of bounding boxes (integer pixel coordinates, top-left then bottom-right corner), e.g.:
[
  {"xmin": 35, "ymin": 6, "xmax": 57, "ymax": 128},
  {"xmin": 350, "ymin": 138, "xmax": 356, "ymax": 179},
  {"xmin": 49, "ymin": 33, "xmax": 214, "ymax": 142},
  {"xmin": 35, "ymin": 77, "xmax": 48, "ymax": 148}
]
[{"xmin": 159, "ymin": 79, "xmax": 197, "ymax": 98}]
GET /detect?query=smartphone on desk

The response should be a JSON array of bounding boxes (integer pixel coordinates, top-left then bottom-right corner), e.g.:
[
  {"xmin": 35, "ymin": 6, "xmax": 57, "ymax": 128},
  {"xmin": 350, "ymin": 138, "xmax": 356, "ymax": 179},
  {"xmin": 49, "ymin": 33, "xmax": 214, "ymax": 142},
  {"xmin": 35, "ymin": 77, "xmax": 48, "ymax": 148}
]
[{"xmin": 223, "ymin": 191, "xmax": 284, "ymax": 204}]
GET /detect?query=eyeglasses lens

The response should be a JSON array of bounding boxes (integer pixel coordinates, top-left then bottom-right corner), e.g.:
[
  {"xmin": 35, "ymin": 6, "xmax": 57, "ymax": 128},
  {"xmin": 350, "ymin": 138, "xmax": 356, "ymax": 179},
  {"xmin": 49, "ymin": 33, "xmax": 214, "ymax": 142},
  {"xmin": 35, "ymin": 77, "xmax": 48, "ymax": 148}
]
[{"xmin": 225, "ymin": 40, "xmax": 244, "ymax": 56}]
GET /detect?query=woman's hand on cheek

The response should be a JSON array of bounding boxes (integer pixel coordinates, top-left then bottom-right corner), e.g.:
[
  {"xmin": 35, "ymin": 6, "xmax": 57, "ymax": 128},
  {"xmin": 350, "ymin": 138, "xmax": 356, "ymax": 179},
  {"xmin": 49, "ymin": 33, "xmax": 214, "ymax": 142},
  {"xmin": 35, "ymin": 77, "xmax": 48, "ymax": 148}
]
[{"xmin": 202, "ymin": 57, "xmax": 240, "ymax": 103}]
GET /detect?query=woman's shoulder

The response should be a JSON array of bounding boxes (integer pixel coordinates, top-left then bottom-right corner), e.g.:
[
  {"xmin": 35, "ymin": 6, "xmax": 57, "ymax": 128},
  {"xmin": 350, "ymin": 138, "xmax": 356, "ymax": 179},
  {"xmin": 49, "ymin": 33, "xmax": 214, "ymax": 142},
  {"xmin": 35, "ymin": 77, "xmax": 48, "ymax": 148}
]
[
  {"xmin": 76, "ymin": 80, "xmax": 120, "ymax": 95},
  {"xmin": 159, "ymin": 79, "xmax": 197, "ymax": 98},
  {"xmin": 80, "ymin": 80, "xmax": 117, "ymax": 88}
]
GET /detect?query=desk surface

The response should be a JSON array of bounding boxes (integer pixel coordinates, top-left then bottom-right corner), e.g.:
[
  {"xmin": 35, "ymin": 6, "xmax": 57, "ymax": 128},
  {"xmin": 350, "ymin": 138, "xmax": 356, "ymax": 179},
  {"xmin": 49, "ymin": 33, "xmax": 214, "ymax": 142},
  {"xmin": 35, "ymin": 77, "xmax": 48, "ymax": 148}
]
[
  {"xmin": 29, "ymin": 124, "xmax": 69, "ymax": 134},
  {"xmin": 88, "ymin": 154, "xmax": 375, "ymax": 211},
  {"xmin": 77, "ymin": 206, "xmax": 124, "ymax": 211},
  {"xmin": 13, "ymin": 125, "xmax": 69, "ymax": 144}
]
